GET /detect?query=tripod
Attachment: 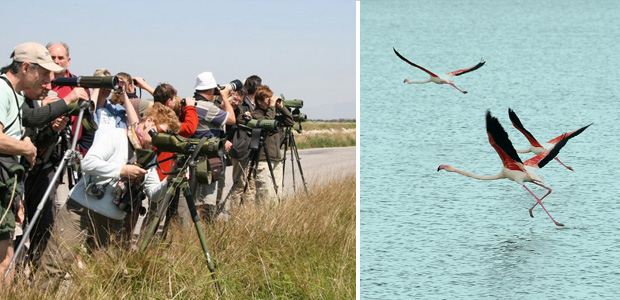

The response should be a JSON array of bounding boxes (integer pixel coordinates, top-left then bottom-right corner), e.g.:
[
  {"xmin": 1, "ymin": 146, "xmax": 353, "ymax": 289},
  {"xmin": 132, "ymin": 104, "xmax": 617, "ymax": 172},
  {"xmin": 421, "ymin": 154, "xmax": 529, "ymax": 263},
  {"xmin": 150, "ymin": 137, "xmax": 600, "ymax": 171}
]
[
  {"xmin": 139, "ymin": 137, "xmax": 222, "ymax": 296},
  {"xmin": 280, "ymin": 125, "xmax": 307, "ymax": 193},
  {"xmin": 217, "ymin": 127, "xmax": 278, "ymax": 217},
  {"xmin": 57, "ymin": 126, "xmax": 81, "ymax": 190},
  {"xmin": 5, "ymin": 100, "xmax": 91, "ymax": 279}
]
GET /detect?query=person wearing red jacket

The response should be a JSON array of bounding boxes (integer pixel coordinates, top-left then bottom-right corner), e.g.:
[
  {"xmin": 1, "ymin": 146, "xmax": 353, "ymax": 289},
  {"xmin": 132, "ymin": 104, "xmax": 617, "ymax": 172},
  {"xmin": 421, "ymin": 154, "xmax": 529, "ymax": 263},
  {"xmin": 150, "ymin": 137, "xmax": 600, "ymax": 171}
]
[
  {"xmin": 47, "ymin": 42, "xmax": 93, "ymax": 156},
  {"xmin": 152, "ymin": 83, "xmax": 198, "ymax": 178},
  {"xmin": 152, "ymin": 83, "xmax": 198, "ymax": 227}
]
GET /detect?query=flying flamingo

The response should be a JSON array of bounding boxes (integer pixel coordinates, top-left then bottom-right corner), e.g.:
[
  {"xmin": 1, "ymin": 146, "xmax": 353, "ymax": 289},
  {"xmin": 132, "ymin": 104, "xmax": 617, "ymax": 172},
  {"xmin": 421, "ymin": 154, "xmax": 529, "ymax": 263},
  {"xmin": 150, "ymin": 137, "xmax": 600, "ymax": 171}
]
[
  {"xmin": 509, "ymin": 108, "xmax": 592, "ymax": 171},
  {"xmin": 393, "ymin": 47, "xmax": 485, "ymax": 94},
  {"xmin": 437, "ymin": 110, "xmax": 589, "ymax": 226},
  {"xmin": 509, "ymin": 108, "xmax": 591, "ymax": 214}
]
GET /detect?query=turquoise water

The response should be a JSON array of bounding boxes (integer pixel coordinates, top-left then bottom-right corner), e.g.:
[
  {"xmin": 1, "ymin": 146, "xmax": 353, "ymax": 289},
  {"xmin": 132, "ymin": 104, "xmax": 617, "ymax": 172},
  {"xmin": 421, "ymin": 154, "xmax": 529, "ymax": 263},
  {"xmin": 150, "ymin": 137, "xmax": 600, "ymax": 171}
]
[{"xmin": 360, "ymin": 1, "xmax": 620, "ymax": 299}]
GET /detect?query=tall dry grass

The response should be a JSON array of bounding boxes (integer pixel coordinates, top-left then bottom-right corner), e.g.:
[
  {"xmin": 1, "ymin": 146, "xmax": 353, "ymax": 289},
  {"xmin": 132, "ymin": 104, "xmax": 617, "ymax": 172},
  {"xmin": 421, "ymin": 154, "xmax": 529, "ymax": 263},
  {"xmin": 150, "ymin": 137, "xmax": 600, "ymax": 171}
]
[
  {"xmin": 293, "ymin": 122, "xmax": 356, "ymax": 149},
  {"xmin": 4, "ymin": 174, "xmax": 356, "ymax": 299}
]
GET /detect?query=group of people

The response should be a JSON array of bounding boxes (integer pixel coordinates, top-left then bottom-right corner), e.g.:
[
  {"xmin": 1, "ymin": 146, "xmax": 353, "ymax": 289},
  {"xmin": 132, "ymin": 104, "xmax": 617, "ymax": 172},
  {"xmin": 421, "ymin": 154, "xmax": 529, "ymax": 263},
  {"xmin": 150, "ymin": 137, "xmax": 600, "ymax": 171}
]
[{"xmin": 0, "ymin": 41, "xmax": 295, "ymax": 289}]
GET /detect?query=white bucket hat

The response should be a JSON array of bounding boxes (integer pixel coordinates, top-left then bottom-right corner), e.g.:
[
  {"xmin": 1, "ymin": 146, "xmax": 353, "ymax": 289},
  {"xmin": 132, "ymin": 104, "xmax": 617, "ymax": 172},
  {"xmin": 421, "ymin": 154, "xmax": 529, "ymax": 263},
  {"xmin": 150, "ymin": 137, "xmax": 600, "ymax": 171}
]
[{"xmin": 194, "ymin": 72, "xmax": 217, "ymax": 90}]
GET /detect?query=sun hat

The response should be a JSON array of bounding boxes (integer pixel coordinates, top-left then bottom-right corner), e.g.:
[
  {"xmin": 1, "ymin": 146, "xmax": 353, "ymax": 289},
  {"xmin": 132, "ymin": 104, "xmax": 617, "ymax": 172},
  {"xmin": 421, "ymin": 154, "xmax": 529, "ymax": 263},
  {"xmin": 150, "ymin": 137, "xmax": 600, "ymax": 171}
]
[
  {"xmin": 11, "ymin": 42, "xmax": 63, "ymax": 72},
  {"xmin": 194, "ymin": 72, "xmax": 217, "ymax": 90}
]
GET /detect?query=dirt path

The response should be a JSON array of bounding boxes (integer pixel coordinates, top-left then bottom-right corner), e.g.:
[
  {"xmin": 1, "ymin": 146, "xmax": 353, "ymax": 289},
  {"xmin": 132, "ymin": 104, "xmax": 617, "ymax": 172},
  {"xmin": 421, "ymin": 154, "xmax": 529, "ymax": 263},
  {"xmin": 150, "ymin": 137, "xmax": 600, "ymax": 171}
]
[{"xmin": 224, "ymin": 146, "xmax": 356, "ymax": 197}]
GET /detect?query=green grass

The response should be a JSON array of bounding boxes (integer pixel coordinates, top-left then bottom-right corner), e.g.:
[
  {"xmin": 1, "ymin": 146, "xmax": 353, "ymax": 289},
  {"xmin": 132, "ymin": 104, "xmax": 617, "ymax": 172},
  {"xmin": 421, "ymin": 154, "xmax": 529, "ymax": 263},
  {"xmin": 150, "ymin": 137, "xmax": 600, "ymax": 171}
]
[{"xmin": 3, "ymin": 175, "xmax": 356, "ymax": 299}]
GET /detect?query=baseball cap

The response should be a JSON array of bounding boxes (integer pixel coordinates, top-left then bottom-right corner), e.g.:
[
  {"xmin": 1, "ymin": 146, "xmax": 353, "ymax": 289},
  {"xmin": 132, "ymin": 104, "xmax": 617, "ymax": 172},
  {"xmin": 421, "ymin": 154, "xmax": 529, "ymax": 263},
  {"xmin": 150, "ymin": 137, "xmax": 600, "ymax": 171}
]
[
  {"xmin": 194, "ymin": 72, "xmax": 217, "ymax": 90},
  {"xmin": 11, "ymin": 42, "xmax": 63, "ymax": 72}
]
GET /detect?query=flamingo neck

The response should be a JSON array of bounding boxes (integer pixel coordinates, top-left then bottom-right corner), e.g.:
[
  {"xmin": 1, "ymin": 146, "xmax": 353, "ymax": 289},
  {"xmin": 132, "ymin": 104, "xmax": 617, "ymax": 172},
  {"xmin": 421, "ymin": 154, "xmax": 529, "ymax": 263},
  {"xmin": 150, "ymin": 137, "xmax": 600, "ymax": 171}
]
[
  {"xmin": 515, "ymin": 148, "xmax": 531, "ymax": 153},
  {"xmin": 450, "ymin": 168, "xmax": 504, "ymax": 181},
  {"xmin": 405, "ymin": 79, "xmax": 431, "ymax": 84}
]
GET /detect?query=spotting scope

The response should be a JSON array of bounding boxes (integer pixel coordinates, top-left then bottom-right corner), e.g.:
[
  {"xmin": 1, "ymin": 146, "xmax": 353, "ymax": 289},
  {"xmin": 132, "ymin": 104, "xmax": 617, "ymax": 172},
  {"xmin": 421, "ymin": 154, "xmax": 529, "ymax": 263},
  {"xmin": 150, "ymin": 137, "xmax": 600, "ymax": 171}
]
[
  {"xmin": 149, "ymin": 130, "xmax": 223, "ymax": 158},
  {"xmin": 52, "ymin": 75, "xmax": 120, "ymax": 90}
]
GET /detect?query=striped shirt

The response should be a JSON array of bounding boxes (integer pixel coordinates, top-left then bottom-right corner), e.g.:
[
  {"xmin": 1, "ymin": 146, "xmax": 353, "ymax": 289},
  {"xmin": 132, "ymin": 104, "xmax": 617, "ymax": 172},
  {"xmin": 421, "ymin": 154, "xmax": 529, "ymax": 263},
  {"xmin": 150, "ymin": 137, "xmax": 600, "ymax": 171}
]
[{"xmin": 192, "ymin": 93, "xmax": 228, "ymax": 139}]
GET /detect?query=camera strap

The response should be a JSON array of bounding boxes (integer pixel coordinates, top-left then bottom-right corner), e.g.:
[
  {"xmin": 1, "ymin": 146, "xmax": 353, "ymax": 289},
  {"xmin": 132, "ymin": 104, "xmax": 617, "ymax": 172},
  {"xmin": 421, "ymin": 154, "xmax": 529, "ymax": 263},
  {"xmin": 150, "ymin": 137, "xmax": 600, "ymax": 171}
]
[
  {"xmin": 127, "ymin": 140, "xmax": 136, "ymax": 163},
  {"xmin": 0, "ymin": 76, "xmax": 22, "ymax": 134},
  {"xmin": 249, "ymin": 128, "xmax": 261, "ymax": 151}
]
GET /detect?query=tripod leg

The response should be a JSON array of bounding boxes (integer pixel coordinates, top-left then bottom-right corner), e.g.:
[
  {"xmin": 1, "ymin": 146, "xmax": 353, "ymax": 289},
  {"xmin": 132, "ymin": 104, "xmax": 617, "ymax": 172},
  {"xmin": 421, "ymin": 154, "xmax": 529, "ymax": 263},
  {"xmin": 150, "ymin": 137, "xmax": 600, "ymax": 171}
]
[
  {"xmin": 181, "ymin": 180, "xmax": 222, "ymax": 296},
  {"xmin": 288, "ymin": 131, "xmax": 297, "ymax": 192},
  {"xmin": 261, "ymin": 144, "xmax": 279, "ymax": 199},
  {"xmin": 5, "ymin": 148, "xmax": 74, "ymax": 278},
  {"xmin": 160, "ymin": 186, "xmax": 181, "ymax": 241},
  {"xmin": 218, "ymin": 147, "xmax": 263, "ymax": 221},
  {"xmin": 7, "ymin": 101, "xmax": 89, "ymax": 278},
  {"xmin": 281, "ymin": 133, "xmax": 288, "ymax": 189},
  {"xmin": 222, "ymin": 153, "xmax": 253, "ymax": 206},
  {"xmin": 139, "ymin": 184, "xmax": 176, "ymax": 252},
  {"xmin": 290, "ymin": 132, "xmax": 308, "ymax": 193}
]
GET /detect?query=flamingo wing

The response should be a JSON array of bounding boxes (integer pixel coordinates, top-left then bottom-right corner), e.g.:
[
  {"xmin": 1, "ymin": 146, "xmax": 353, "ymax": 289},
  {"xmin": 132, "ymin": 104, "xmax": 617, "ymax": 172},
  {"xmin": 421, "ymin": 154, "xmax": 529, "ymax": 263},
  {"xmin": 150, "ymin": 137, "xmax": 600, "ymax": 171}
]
[
  {"xmin": 525, "ymin": 133, "xmax": 570, "ymax": 168},
  {"xmin": 508, "ymin": 108, "xmax": 543, "ymax": 148},
  {"xmin": 393, "ymin": 47, "xmax": 439, "ymax": 77},
  {"xmin": 545, "ymin": 123, "xmax": 592, "ymax": 145},
  {"xmin": 447, "ymin": 59, "xmax": 485, "ymax": 77},
  {"xmin": 486, "ymin": 110, "xmax": 525, "ymax": 172}
]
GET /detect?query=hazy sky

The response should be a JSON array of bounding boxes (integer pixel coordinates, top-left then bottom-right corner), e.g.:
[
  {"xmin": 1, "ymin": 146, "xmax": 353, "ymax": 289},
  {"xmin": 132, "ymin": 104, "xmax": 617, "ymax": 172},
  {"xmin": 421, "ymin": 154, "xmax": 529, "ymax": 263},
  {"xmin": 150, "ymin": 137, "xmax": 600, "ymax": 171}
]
[{"xmin": 1, "ymin": 0, "xmax": 356, "ymax": 120}]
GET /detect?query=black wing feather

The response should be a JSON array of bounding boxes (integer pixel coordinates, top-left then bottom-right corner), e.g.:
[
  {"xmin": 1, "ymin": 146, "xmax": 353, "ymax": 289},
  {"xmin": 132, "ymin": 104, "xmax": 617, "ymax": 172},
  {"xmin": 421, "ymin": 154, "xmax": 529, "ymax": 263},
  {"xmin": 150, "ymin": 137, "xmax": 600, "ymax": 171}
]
[
  {"xmin": 486, "ymin": 110, "xmax": 523, "ymax": 164},
  {"xmin": 537, "ymin": 123, "xmax": 591, "ymax": 168},
  {"xmin": 508, "ymin": 108, "xmax": 537, "ymax": 141},
  {"xmin": 453, "ymin": 59, "xmax": 486, "ymax": 77}
]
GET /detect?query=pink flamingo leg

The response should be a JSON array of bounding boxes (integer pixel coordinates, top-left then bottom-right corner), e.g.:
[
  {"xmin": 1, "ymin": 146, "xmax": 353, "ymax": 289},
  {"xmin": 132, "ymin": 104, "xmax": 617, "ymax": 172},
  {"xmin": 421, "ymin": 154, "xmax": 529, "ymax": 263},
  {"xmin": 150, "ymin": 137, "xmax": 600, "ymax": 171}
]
[
  {"xmin": 522, "ymin": 184, "xmax": 564, "ymax": 226},
  {"xmin": 448, "ymin": 82, "xmax": 468, "ymax": 94},
  {"xmin": 554, "ymin": 157, "xmax": 574, "ymax": 171},
  {"xmin": 528, "ymin": 182, "xmax": 553, "ymax": 218}
]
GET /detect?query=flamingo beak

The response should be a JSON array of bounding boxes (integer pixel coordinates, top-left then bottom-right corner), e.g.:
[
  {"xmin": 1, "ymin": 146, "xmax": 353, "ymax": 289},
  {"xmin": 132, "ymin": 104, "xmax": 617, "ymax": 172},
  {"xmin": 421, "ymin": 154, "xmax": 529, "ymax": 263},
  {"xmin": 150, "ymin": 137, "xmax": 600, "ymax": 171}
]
[{"xmin": 437, "ymin": 165, "xmax": 445, "ymax": 172}]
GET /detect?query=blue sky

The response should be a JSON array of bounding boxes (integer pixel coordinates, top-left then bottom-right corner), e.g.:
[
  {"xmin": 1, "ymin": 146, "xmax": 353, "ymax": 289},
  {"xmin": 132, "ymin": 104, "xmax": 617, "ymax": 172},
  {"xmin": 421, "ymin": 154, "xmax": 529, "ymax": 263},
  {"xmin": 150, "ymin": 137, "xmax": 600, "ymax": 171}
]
[{"xmin": 1, "ymin": 0, "xmax": 356, "ymax": 120}]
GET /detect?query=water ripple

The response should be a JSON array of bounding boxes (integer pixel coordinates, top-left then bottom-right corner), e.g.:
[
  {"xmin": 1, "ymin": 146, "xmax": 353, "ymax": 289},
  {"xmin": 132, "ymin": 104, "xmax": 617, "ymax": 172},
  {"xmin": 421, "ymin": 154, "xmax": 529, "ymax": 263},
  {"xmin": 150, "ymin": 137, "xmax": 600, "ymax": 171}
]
[{"xmin": 361, "ymin": 0, "xmax": 620, "ymax": 298}]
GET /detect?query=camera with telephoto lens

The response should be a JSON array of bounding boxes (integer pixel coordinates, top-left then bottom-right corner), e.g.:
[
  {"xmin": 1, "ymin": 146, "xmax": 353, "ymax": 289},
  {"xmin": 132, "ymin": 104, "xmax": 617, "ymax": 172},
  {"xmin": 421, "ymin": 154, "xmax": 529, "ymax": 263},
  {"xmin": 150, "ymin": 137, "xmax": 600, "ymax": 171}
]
[{"xmin": 214, "ymin": 79, "xmax": 243, "ymax": 96}]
